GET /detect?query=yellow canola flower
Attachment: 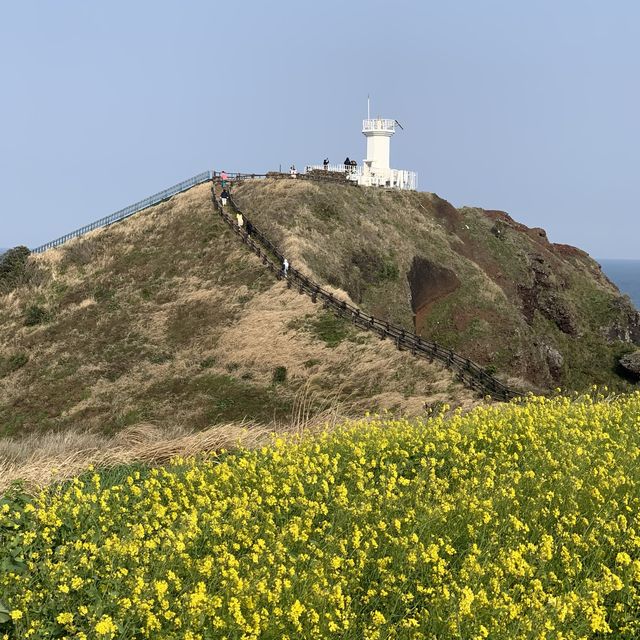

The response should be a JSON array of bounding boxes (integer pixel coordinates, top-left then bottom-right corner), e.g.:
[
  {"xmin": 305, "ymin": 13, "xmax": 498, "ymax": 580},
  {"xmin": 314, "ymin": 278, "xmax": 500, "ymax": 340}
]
[
  {"xmin": 1, "ymin": 393, "xmax": 640, "ymax": 639},
  {"xmin": 94, "ymin": 615, "xmax": 117, "ymax": 636}
]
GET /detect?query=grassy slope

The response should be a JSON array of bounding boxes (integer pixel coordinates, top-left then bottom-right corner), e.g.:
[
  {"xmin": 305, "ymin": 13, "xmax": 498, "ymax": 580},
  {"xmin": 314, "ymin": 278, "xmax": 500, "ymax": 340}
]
[
  {"xmin": 0, "ymin": 184, "xmax": 468, "ymax": 438},
  {"xmin": 233, "ymin": 178, "xmax": 639, "ymax": 390}
]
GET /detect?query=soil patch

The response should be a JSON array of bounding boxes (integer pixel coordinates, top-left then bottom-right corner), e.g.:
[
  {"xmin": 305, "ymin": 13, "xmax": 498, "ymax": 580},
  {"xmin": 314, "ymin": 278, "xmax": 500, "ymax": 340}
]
[{"xmin": 407, "ymin": 257, "xmax": 460, "ymax": 331}]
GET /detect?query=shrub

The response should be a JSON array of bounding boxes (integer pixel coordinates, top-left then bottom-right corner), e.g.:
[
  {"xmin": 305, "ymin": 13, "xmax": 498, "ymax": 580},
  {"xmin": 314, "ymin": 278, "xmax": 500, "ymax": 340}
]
[
  {"xmin": 23, "ymin": 305, "xmax": 48, "ymax": 327},
  {"xmin": 272, "ymin": 366, "xmax": 287, "ymax": 384},
  {"xmin": 199, "ymin": 357, "xmax": 216, "ymax": 370},
  {"xmin": 308, "ymin": 312, "xmax": 352, "ymax": 348},
  {"xmin": 0, "ymin": 246, "xmax": 31, "ymax": 294},
  {"xmin": 351, "ymin": 249, "xmax": 399, "ymax": 284},
  {"xmin": 7, "ymin": 353, "xmax": 28, "ymax": 371},
  {"xmin": 0, "ymin": 352, "xmax": 29, "ymax": 378}
]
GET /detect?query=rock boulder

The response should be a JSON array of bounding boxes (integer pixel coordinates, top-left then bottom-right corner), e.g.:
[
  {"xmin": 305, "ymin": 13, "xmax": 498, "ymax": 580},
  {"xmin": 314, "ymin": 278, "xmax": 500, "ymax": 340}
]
[{"xmin": 619, "ymin": 351, "xmax": 640, "ymax": 376}]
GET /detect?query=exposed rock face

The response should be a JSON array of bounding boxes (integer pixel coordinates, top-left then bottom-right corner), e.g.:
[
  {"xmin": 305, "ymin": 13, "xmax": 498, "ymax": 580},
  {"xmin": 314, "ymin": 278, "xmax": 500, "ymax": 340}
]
[
  {"xmin": 604, "ymin": 298, "xmax": 640, "ymax": 344},
  {"xmin": 620, "ymin": 351, "xmax": 640, "ymax": 377},
  {"xmin": 517, "ymin": 254, "xmax": 577, "ymax": 336},
  {"xmin": 407, "ymin": 257, "xmax": 460, "ymax": 331},
  {"xmin": 541, "ymin": 344, "xmax": 564, "ymax": 380}
]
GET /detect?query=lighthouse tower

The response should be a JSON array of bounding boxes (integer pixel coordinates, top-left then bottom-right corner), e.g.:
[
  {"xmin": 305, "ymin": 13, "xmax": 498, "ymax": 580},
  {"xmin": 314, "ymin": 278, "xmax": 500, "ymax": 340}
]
[
  {"xmin": 357, "ymin": 106, "xmax": 417, "ymax": 190},
  {"xmin": 362, "ymin": 117, "xmax": 396, "ymax": 174}
]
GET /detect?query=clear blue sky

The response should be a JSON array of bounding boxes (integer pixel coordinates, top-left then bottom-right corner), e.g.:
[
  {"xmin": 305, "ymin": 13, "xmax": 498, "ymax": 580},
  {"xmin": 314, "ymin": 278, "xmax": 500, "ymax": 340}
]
[{"xmin": 1, "ymin": 0, "xmax": 638, "ymax": 258}]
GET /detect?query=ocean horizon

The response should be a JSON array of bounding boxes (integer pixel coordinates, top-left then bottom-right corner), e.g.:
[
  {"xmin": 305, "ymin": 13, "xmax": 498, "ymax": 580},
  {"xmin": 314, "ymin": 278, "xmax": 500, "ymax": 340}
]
[{"xmin": 599, "ymin": 259, "xmax": 640, "ymax": 309}]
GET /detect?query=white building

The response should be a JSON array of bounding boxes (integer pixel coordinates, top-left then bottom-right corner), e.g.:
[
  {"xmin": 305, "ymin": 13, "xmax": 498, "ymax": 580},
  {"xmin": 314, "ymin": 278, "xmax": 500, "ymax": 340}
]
[{"xmin": 306, "ymin": 113, "xmax": 417, "ymax": 190}]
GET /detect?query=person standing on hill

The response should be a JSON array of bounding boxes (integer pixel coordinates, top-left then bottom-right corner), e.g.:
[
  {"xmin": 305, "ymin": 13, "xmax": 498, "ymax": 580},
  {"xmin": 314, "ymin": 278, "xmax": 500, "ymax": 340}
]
[
  {"xmin": 323, "ymin": 158, "xmax": 329, "ymax": 171},
  {"xmin": 283, "ymin": 257, "xmax": 289, "ymax": 277},
  {"xmin": 220, "ymin": 189, "xmax": 229, "ymax": 206}
]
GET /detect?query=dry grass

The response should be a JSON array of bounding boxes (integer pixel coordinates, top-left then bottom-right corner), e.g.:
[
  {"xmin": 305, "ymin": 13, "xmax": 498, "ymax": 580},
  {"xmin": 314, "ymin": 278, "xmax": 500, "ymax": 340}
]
[
  {"xmin": 0, "ymin": 380, "xmax": 352, "ymax": 495},
  {"xmin": 0, "ymin": 422, "xmax": 269, "ymax": 494},
  {"xmin": 0, "ymin": 181, "xmax": 471, "ymax": 438}
]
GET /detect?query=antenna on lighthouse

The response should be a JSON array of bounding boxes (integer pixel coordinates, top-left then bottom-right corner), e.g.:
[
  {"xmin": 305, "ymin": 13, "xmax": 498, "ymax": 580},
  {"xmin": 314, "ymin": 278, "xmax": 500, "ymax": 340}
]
[{"xmin": 367, "ymin": 95, "xmax": 370, "ymax": 120}]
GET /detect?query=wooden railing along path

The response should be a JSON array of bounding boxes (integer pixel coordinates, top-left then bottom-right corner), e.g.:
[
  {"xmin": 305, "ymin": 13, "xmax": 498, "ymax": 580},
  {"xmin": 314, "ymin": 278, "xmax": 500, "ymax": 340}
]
[
  {"xmin": 28, "ymin": 167, "xmax": 521, "ymax": 401},
  {"xmin": 211, "ymin": 186, "xmax": 522, "ymax": 402}
]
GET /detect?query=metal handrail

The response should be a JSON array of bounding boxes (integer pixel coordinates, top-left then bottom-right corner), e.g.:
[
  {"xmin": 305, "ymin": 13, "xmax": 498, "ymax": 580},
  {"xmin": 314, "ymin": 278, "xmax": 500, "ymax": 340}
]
[
  {"xmin": 218, "ymin": 190, "xmax": 521, "ymax": 401},
  {"xmin": 31, "ymin": 171, "xmax": 213, "ymax": 253}
]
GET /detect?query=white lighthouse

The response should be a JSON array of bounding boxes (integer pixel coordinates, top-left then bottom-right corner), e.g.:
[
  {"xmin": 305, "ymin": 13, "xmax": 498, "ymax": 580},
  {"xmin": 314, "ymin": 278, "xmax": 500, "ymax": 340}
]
[
  {"xmin": 359, "ymin": 116, "xmax": 416, "ymax": 190},
  {"xmin": 305, "ymin": 103, "xmax": 417, "ymax": 190},
  {"xmin": 363, "ymin": 117, "xmax": 395, "ymax": 173}
]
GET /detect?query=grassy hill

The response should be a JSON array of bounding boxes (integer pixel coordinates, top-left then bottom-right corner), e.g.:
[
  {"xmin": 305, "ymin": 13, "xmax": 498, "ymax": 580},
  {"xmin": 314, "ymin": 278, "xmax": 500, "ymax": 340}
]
[
  {"xmin": 233, "ymin": 178, "xmax": 640, "ymax": 390},
  {"xmin": 0, "ymin": 183, "xmax": 469, "ymax": 438},
  {"xmin": 1, "ymin": 175, "xmax": 637, "ymax": 441}
]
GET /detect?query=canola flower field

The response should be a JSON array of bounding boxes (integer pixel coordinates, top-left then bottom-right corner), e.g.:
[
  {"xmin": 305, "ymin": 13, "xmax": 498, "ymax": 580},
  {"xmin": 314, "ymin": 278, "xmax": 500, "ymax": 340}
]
[{"xmin": 2, "ymin": 393, "xmax": 640, "ymax": 639}]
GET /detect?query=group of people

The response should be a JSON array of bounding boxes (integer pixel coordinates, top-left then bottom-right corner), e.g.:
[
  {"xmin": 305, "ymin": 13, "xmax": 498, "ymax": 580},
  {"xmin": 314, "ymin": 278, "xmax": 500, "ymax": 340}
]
[
  {"xmin": 321, "ymin": 157, "xmax": 358, "ymax": 172},
  {"xmin": 343, "ymin": 157, "xmax": 358, "ymax": 173},
  {"xmin": 218, "ymin": 175, "xmax": 289, "ymax": 277}
]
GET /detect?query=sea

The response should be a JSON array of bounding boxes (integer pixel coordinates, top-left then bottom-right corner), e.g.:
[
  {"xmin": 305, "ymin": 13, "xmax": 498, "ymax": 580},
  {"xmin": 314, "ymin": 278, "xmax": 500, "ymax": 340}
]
[{"xmin": 600, "ymin": 259, "xmax": 640, "ymax": 310}]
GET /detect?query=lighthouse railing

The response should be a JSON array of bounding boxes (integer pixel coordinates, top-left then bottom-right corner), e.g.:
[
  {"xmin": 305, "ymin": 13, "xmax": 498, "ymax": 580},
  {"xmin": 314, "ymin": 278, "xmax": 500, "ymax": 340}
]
[
  {"xmin": 304, "ymin": 164, "xmax": 363, "ymax": 177},
  {"xmin": 362, "ymin": 118, "xmax": 396, "ymax": 132}
]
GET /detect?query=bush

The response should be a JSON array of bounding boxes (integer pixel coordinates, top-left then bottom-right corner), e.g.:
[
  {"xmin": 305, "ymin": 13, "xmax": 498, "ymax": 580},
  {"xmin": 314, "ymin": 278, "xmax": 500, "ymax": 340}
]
[
  {"xmin": 7, "ymin": 353, "xmax": 28, "ymax": 371},
  {"xmin": 199, "ymin": 357, "xmax": 216, "ymax": 370},
  {"xmin": 272, "ymin": 366, "xmax": 287, "ymax": 384},
  {"xmin": 24, "ymin": 305, "xmax": 48, "ymax": 327},
  {"xmin": 0, "ymin": 246, "xmax": 31, "ymax": 294},
  {"xmin": 351, "ymin": 249, "xmax": 399, "ymax": 284},
  {"xmin": 0, "ymin": 352, "xmax": 29, "ymax": 378}
]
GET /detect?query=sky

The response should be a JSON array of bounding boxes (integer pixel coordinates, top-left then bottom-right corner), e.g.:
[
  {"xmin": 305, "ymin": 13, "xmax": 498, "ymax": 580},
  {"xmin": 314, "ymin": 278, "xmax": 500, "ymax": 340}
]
[{"xmin": 0, "ymin": 0, "xmax": 638, "ymax": 258}]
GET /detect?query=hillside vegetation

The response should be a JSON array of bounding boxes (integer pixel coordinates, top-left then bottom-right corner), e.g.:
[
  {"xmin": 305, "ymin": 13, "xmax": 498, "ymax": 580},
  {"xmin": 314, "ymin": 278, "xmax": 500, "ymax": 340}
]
[
  {"xmin": 0, "ymin": 183, "xmax": 468, "ymax": 438},
  {"xmin": 3, "ymin": 393, "xmax": 640, "ymax": 638},
  {"xmin": 234, "ymin": 178, "xmax": 640, "ymax": 390}
]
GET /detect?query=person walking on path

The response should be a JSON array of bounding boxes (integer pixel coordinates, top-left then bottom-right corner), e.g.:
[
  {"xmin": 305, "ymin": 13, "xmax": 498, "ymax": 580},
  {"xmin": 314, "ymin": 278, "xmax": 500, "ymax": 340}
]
[
  {"xmin": 236, "ymin": 212, "xmax": 244, "ymax": 228},
  {"xmin": 283, "ymin": 257, "xmax": 289, "ymax": 277},
  {"xmin": 323, "ymin": 158, "xmax": 329, "ymax": 171},
  {"xmin": 344, "ymin": 157, "xmax": 350, "ymax": 172},
  {"xmin": 290, "ymin": 165, "xmax": 298, "ymax": 179},
  {"xmin": 221, "ymin": 171, "xmax": 228, "ymax": 188},
  {"xmin": 221, "ymin": 189, "xmax": 230, "ymax": 206},
  {"xmin": 245, "ymin": 220, "xmax": 253, "ymax": 237}
]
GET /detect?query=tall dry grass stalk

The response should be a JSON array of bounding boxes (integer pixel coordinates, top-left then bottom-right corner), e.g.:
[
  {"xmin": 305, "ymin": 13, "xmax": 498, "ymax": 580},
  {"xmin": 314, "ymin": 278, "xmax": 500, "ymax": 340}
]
[
  {"xmin": 0, "ymin": 387, "xmax": 351, "ymax": 495},
  {"xmin": 0, "ymin": 422, "xmax": 271, "ymax": 495}
]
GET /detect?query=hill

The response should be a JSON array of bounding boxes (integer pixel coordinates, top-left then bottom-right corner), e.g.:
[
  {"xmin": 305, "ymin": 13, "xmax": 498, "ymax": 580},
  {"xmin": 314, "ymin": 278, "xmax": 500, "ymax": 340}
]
[
  {"xmin": 1, "ymin": 174, "xmax": 638, "ymax": 439},
  {"xmin": 233, "ymin": 178, "xmax": 640, "ymax": 390},
  {"xmin": 0, "ymin": 183, "xmax": 469, "ymax": 438}
]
